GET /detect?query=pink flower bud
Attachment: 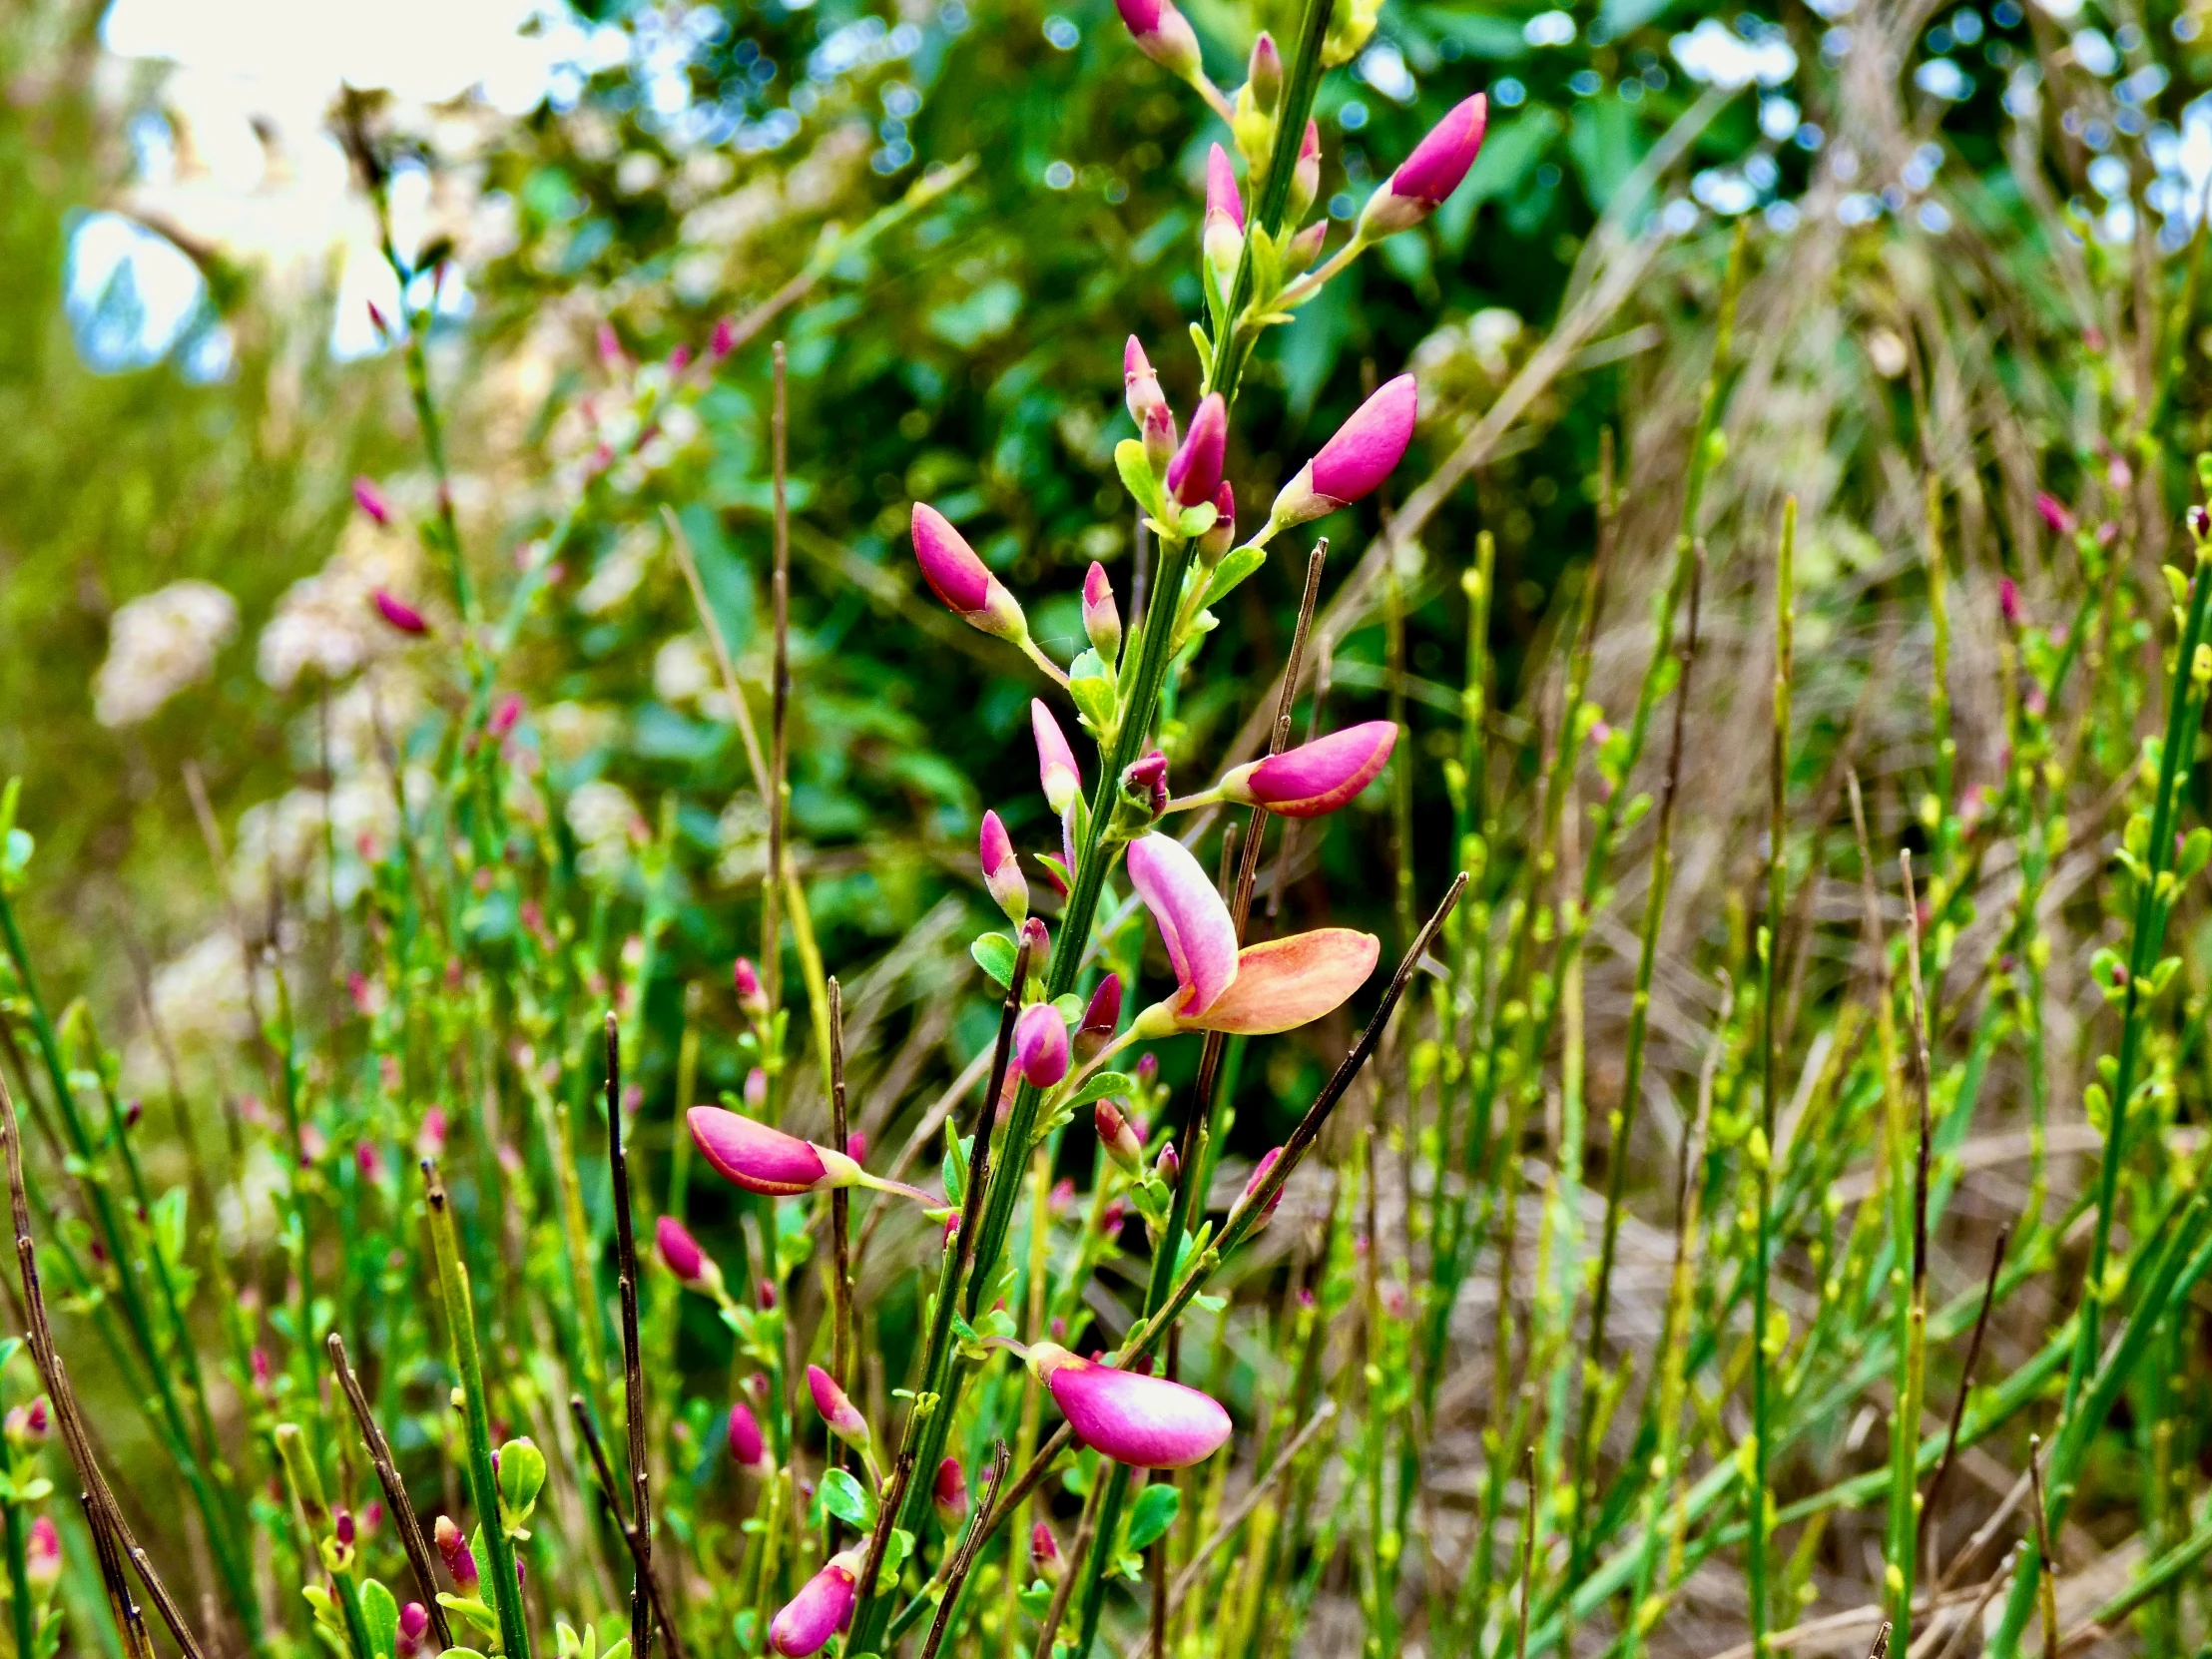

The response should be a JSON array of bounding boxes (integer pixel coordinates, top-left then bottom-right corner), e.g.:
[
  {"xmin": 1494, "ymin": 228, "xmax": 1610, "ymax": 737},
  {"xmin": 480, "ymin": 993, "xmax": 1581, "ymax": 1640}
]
[
  {"xmin": 1142, "ymin": 398, "xmax": 1179, "ymax": 477},
  {"xmin": 912, "ymin": 504, "xmax": 1027, "ymax": 641},
  {"xmin": 2000, "ymin": 578, "xmax": 2024, "ymax": 630},
  {"xmin": 1204, "ymin": 145, "xmax": 1246, "ymax": 286},
  {"xmin": 845, "ymin": 1130, "xmax": 867, "ymax": 1162},
  {"xmin": 435, "ymin": 1516, "xmax": 478, "ymax": 1592},
  {"xmin": 373, "ymin": 590, "xmax": 430, "ymax": 636},
  {"xmin": 808, "ymin": 1365, "xmax": 870, "ymax": 1450},
  {"xmin": 745, "ymin": 1067, "xmax": 770, "ymax": 1109},
  {"xmin": 335, "ymin": 1509, "xmax": 357, "ymax": 1549},
  {"xmin": 734, "ymin": 956, "xmax": 769, "ymax": 1021},
  {"xmin": 355, "ymin": 1140, "xmax": 383, "ymax": 1181},
  {"xmin": 1289, "ymin": 120, "xmax": 1322, "ymax": 223},
  {"xmin": 1014, "ymin": 1002, "xmax": 1071, "ymax": 1089},
  {"xmin": 1101, "ymin": 1199, "xmax": 1126, "ymax": 1235},
  {"xmin": 728, "ymin": 1397, "xmax": 772, "ymax": 1470},
  {"xmin": 366, "ymin": 300, "xmax": 390, "ymax": 339},
  {"xmin": 1031, "ymin": 1521, "xmax": 1062, "ymax": 1580},
  {"xmin": 1285, "ymin": 218, "xmax": 1328, "ymax": 276},
  {"xmin": 1271, "ymin": 376, "xmax": 1417, "ymax": 527},
  {"xmin": 1220, "ymin": 721, "xmax": 1396, "ymax": 818},
  {"xmin": 1126, "ymin": 749, "xmax": 1170, "ymax": 818},
  {"xmin": 1019, "ymin": 916, "xmax": 1051, "ymax": 973},
  {"xmin": 1083, "ymin": 562, "xmax": 1122, "ymax": 664},
  {"xmin": 980, "ymin": 810, "xmax": 1029, "ymax": 923},
  {"xmin": 656, "ymin": 1215, "xmax": 710, "ymax": 1284},
  {"xmin": 490, "ymin": 693, "xmax": 524, "ymax": 738},
  {"xmin": 25, "ymin": 1517, "xmax": 58, "ymax": 1588},
  {"xmin": 2036, "ymin": 491, "xmax": 2075, "ymax": 536},
  {"xmin": 1156, "ymin": 1141, "xmax": 1181, "ymax": 1185},
  {"xmin": 1124, "ymin": 336, "xmax": 1173, "ymax": 462},
  {"xmin": 1113, "ymin": 0, "xmax": 1202, "ymax": 79},
  {"xmin": 1200, "ymin": 480, "xmax": 1236, "ymax": 564},
  {"xmin": 1024, "ymin": 1343, "xmax": 1233, "ymax": 1468},
  {"xmin": 769, "ymin": 1548, "xmax": 863, "ymax": 1656},
  {"xmin": 1096, "ymin": 1099, "xmax": 1147, "ymax": 1174},
  {"xmin": 1076, "ymin": 974, "xmax": 1122, "ymax": 1063},
  {"xmin": 711, "ymin": 315, "xmax": 737, "ymax": 360},
  {"xmin": 758, "ymin": 1277, "xmax": 779, "ymax": 1311},
  {"xmin": 4, "ymin": 1397, "xmax": 48, "ymax": 1445},
  {"xmin": 1167, "ymin": 393, "xmax": 1228, "ymax": 509},
  {"xmin": 1359, "ymin": 94, "xmax": 1487, "ymax": 239},
  {"xmin": 690, "ymin": 1107, "xmax": 867, "ymax": 1197},
  {"xmin": 1232, "ymin": 1146, "xmax": 1286, "ymax": 1230},
  {"xmin": 597, "ymin": 322, "xmax": 627, "ymax": 372},
  {"xmin": 397, "ymin": 1603, "xmax": 430, "ymax": 1659},
  {"xmin": 416, "ymin": 1107, "xmax": 447, "ymax": 1161},
  {"xmin": 1034, "ymin": 700, "xmax": 1084, "ymax": 816},
  {"xmin": 352, "ymin": 477, "xmax": 391, "ymax": 526},
  {"xmin": 1246, "ymin": 32, "xmax": 1282, "ymax": 113},
  {"xmin": 933, "ymin": 1456, "xmax": 970, "ymax": 1530}
]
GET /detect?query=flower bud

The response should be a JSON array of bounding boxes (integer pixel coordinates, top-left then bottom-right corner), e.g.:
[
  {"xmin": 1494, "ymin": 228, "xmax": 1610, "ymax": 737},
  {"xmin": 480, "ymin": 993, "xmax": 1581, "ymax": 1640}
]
[
  {"xmin": 728, "ymin": 1397, "xmax": 773, "ymax": 1471},
  {"xmin": 1033, "ymin": 700, "xmax": 1083, "ymax": 817},
  {"xmin": 1359, "ymin": 95, "xmax": 1487, "ymax": 241},
  {"xmin": 416, "ymin": 1107, "xmax": 447, "ymax": 1161},
  {"xmin": 373, "ymin": 590, "xmax": 430, "ymax": 637},
  {"xmin": 1246, "ymin": 33, "xmax": 1282, "ymax": 114},
  {"xmin": 1156, "ymin": 1141, "xmax": 1181, "ymax": 1186},
  {"xmin": 434, "ymin": 1516, "xmax": 478, "ymax": 1593},
  {"xmin": 769, "ymin": 1548, "xmax": 864, "ymax": 1656},
  {"xmin": 1031, "ymin": 1521, "xmax": 1062, "ymax": 1582},
  {"xmin": 1199, "ymin": 481, "xmax": 1236, "ymax": 565},
  {"xmin": 2036, "ymin": 492, "xmax": 2076, "ymax": 536},
  {"xmin": 1270, "ymin": 375, "xmax": 1417, "ymax": 528},
  {"xmin": 846, "ymin": 1130, "xmax": 867, "ymax": 1162},
  {"xmin": 1083, "ymin": 563, "xmax": 1122, "ymax": 664},
  {"xmin": 4, "ymin": 1396, "xmax": 49, "ymax": 1446},
  {"xmin": 745, "ymin": 1067, "xmax": 770, "ymax": 1109},
  {"xmin": 657, "ymin": 1215, "xmax": 724, "ymax": 1296},
  {"xmin": 2000, "ymin": 578, "xmax": 2024, "ymax": 630},
  {"xmin": 1219, "ymin": 721, "xmax": 1397, "ymax": 818},
  {"xmin": 1113, "ymin": 0, "xmax": 1202, "ymax": 80},
  {"xmin": 734, "ymin": 956, "xmax": 770, "ymax": 1021},
  {"xmin": 1124, "ymin": 336, "xmax": 1173, "ymax": 464},
  {"xmin": 808, "ymin": 1365, "xmax": 870, "ymax": 1451},
  {"xmin": 690, "ymin": 1106, "xmax": 870, "ymax": 1197},
  {"xmin": 352, "ymin": 477, "xmax": 391, "ymax": 526},
  {"xmin": 912, "ymin": 504, "xmax": 1027, "ymax": 641},
  {"xmin": 1076, "ymin": 974, "xmax": 1122, "ymax": 1063},
  {"xmin": 1123, "ymin": 750, "xmax": 1170, "ymax": 824},
  {"xmin": 1023, "ymin": 1342, "xmax": 1233, "ymax": 1468},
  {"xmin": 1096, "ymin": 1099, "xmax": 1147, "ymax": 1174},
  {"xmin": 1142, "ymin": 398, "xmax": 1179, "ymax": 477},
  {"xmin": 1231, "ymin": 1146, "xmax": 1286, "ymax": 1231},
  {"xmin": 933, "ymin": 1456, "xmax": 970, "ymax": 1530},
  {"xmin": 1284, "ymin": 218, "xmax": 1328, "ymax": 277},
  {"xmin": 1203, "ymin": 145, "xmax": 1246, "ymax": 291},
  {"xmin": 24, "ymin": 1517, "xmax": 58, "ymax": 1589},
  {"xmin": 397, "ymin": 1603, "xmax": 430, "ymax": 1659},
  {"xmin": 1014, "ymin": 1002, "xmax": 1071, "ymax": 1089},
  {"xmin": 710, "ymin": 315, "xmax": 738, "ymax": 360},
  {"xmin": 1167, "ymin": 393, "xmax": 1228, "ymax": 509},
  {"xmin": 1019, "ymin": 916, "xmax": 1052, "ymax": 980},
  {"xmin": 980, "ymin": 810, "xmax": 1029, "ymax": 924},
  {"xmin": 1289, "ymin": 120, "xmax": 1322, "ymax": 223}
]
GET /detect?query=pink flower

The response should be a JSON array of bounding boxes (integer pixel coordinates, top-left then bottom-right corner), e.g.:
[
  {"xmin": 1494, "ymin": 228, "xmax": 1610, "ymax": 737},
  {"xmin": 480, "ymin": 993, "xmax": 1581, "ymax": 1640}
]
[
  {"xmin": 734, "ymin": 957, "xmax": 769, "ymax": 1020},
  {"xmin": 1201, "ymin": 480, "xmax": 1236, "ymax": 563},
  {"xmin": 656, "ymin": 1216, "xmax": 720, "ymax": 1293},
  {"xmin": 1231, "ymin": 1146, "xmax": 1285, "ymax": 1231},
  {"xmin": 1360, "ymin": 95, "xmax": 1488, "ymax": 239},
  {"xmin": 1076, "ymin": 974, "xmax": 1122, "ymax": 1062},
  {"xmin": 1023, "ymin": 1343, "xmax": 1233, "ymax": 1468},
  {"xmin": 808, "ymin": 1365, "xmax": 870, "ymax": 1450},
  {"xmin": 352, "ymin": 476, "xmax": 391, "ymax": 525},
  {"xmin": 1126, "ymin": 832, "xmax": 1380, "ymax": 1034},
  {"xmin": 1096, "ymin": 1099, "xmax": 1147, "ymax": 1174},
  {"xmin": 981, "ymin": 810, "xmax": 1028, "ymax": 923},
  {"xmin": 933, "ymin": 1456, "xmax": 970, "ymax": 1529},
  {"xmin": 1033, "ymin": 700, "xmax": 1083, "ymax": 815},
  {"xmin": 912, "ymin": 504, "xmax": 1026, "ymax": 640},
  {"xmin": 769, "ymin": 1548, "xmax": 863, "ymax": 1656},
  {"xmin": 1204, "ymin": 144, "xmax": 1245, "ymax": 285},
  {"xmin": 728, "ymin": 1396, "xmax": 771, "ymax": 1470},
  {"xmin": 846, "ymin": 1130, "xmax": 867, "ymax": 1162},
  {"xmin": 4, "ymin": 1397, "xmax": 48, "ymax": 1445},
  {"xmin": 434, "ymin": 1516, "xmax": 478, "ymax": 1592},
  {"xmin": 1014, "ymin": 1003, "xmax": 1071, "ymax": 1088},
  {"xmin": 1113, "ymin": 0, "xmax": 1202, "ymax": 79},
  {"xmin": 1285, "ymin": 219, "xmax": 1328, "ymax": 276},
  {"xmin": 489, "ymin": 693, "xmax": 524, "ymax": 738},
  {"xmin": 1219, "ymin": 722, "xmax": 1397, "ymax": 817},
  {"xmin": 373, "ymin": 590, "xmax": 430, "ymax": 636},
  {"xmin": 1271, "ymin": 376, "xmax": 1418, "ymax": 527},
  {"xmin": 1290, "ymin": 119, "xmax": 1321, "ymax": 222},
  {"xmin": 396, "ymin": 1603, "xmax": 430, "ymax": 1659},
  {"xmin": 1167, "ymin": 393, "xmax": 1228, "ymax": 509},
  {"xmin": 415, "ymin": 1107, "xmax": 447, "ymax": 1161},
  {"xmin": 711, "ymin": 315, "xmax": 738, "ymax": 360},
  {"xmin": 1083, "ymin": 562, "xmax": 1121, "ymax": 663},
  {"xmin": 2036, "ymin": 491, "xmax": 2075, "ymax": 536},
  {"xmin": 25, "ymin": 1517, "xmax": 58, "ymax": 1588},
  {"xmin": 1156, "ymin": 1141, "xmax": 1180, "ymax": 1185},
  {"xmin": 1032, "ymin": 1521, "xmax": 1062, "ymax": 1579},
  {"xmin": 2000, "ymin": 578, "xmax": 2024, "ymax": 630},
  {"xmin": 744, "ymin": 1067, "xmax": 769, "ymax": 1109},
  {"xmin": 1128, "ymin": 336, "xmax": 1179, "ymax": 472},
  {"xmin": 689, "ymin": 1107, "xmax": 866, "ymax": 1197},
  {"xmin": 1247, "ymin": 33, "xmax": 1282, "ymax": 111},
  {"xmin": 1127, "ymin": 749, "xmax": 1170, "ymax": 818}
]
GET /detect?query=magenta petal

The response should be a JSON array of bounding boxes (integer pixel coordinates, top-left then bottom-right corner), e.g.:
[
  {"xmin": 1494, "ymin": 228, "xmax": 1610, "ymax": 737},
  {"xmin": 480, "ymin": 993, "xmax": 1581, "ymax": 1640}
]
[
  {"xmin": 728, "ymin": 1398, "xmax": 768, "ymax": 1467},
  {"xmin": 911, "ymin": 503, "xmax": 993, "ymax": 614},
  {"xmin": 1014, "ymin": 1002, "xmax": 1071, "ymax": 1088},
  {"xmin": 808, "ymin": 1365, "xmax": 869, "ymax": 1444},
  {"xmin": 1126, "ymin": 833, "xmax": 1239, "ymax": 1016},
  {"xmin": 980, "ymin": 810, "xmax": 1016, "ymax": 877},
  {"xmin": 1183, "ymin": 930, "xmax": 1381, "ymax": 1035},
  {"xmin": 1166, "ymin": 393, "xmax": 1228, "ymax": 508},
  {"xmin": 656, "ymin": 1216, "xmax": 705, "ymax": 1282},
  {"xmin": 1229, "ymin": 721, "xmax": 1397, "ymax": 817},
  {"xmin": 769, "ymin": 1552, "xmax": 862, "ymax": 1656},
  {"xmin": 1206, "ymin": 143, "xmax": 1246, "ymax": 232},
  {"xmin": 373, "ymin": 590, "xmax": 429, "ymax": 636},
  {"xmin": 1044, "ymin": 1354, "xmax": 1232, "ymax": 1468},
  {"xmin": 689, "ymin": 1107, "xmax": 830, "ymax": 1196},
  {"xmin": 1114, "ymin": 0, "xmax": 1163, "ymax": 34},
  {"xmin": 1389, "ymin": 94, "xmax": 1488, "ymax": 206},
  {"xmin": 1309, "ymin": 376, "xmax": 1418, "ymax": 507}
]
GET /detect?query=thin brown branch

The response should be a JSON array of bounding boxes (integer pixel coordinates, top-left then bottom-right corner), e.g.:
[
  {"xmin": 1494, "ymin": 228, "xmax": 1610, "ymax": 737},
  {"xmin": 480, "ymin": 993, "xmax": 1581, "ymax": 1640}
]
[
  {"xmin": 569, "ymin": 1395, "xmax": 687, "ymax": 1659},
  {"xmin": 605, "ymin": 1015, "xmax": 655, "ymax": 1659},
  {"xmin": 328, "ymin": 1332, "xmax": 455, "ymax": 1651}
]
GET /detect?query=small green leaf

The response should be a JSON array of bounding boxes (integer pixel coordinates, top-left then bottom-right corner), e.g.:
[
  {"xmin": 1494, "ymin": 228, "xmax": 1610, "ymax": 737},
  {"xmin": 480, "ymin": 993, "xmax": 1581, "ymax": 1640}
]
[
  {"xmin": 971, "ymin": 932, "xmax": 1017, "ymax": 990},
  {"xmin": 1058, "ymin": 1073, "xmax": 1135, "ymax": 1114},
  {"xmin": 817, "ymin": 1466, "xmax": 876, "ymax": 1531},
  {"xmin": 1202, "ymin": 545, "xmax": 1266, "ymax": 609},
  {"xmin": 1124, "ymin": 1482, "xmax": 1181, "ymax": 1552},
  {"xmin": 360, "ymin": 1580, "xmax": 399, "ymax": 1659}
]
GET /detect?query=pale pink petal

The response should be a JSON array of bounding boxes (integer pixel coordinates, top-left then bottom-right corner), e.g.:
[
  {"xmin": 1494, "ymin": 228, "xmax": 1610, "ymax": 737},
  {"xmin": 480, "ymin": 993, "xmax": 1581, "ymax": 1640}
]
[
  {"xmin": 1182, "ymin": 929, "xmax": 1380, "ymax": 1034},
  {"xmin": 1126, "ymin": 833, "xmax": 1239, "ymax": 1015}
]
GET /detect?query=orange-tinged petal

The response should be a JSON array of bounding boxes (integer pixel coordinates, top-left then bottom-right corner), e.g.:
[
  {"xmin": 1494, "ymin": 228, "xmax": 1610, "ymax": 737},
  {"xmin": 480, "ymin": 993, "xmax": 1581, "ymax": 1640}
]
[{"xmin": 1180, "ymin": 929, "xmax": 1379, "ymax": 1034}]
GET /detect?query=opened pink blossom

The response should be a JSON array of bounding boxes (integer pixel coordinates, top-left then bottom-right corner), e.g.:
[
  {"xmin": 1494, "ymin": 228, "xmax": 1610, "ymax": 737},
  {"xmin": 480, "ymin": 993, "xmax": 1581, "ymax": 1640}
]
[{"xmin": 1126, "ymin": 832, "xmax": 1239, "ymax": 1016}]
